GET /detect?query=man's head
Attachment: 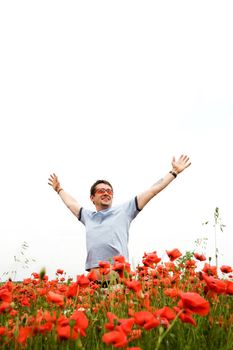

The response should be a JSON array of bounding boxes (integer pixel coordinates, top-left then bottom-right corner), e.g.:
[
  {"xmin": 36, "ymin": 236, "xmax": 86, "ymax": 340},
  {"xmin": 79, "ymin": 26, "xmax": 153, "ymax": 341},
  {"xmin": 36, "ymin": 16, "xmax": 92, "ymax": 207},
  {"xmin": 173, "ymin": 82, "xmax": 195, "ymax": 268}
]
[{"xmin": 90, "ymin": 180, "xmax": 113, "ymax": 211}]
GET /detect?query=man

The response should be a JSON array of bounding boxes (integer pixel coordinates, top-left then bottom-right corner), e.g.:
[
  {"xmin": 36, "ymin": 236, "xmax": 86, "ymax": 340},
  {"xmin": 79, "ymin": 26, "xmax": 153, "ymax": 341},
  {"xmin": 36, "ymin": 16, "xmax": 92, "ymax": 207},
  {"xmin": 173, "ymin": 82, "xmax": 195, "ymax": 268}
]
[{"xmin": 48, "ymin": 154, "xmax": 191, "ymax": 278}]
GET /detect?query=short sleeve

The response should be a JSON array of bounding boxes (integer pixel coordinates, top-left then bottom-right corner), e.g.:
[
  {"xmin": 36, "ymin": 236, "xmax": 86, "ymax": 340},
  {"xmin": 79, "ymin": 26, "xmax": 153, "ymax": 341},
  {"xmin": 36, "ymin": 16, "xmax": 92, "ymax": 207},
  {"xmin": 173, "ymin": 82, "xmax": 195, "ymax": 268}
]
[
  {"xmin": 78, "ymin": 207, "xmax": 92, "ymax": 225},
  {"xmin": 122, "ymin": 196, "xmax": 141, "ymax": 221}
]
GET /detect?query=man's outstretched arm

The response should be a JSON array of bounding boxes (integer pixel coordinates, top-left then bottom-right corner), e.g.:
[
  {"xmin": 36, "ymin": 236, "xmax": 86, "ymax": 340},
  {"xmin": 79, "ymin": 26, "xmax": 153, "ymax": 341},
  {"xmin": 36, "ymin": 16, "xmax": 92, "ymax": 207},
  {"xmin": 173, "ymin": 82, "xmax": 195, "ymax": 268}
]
[
  {"xmin": 137, "ymin": 155, "xmax": 191, "ymax": 210},
  {"xmin": 48, "ymin": 173, "xmax": 82, "ymax": 217}
]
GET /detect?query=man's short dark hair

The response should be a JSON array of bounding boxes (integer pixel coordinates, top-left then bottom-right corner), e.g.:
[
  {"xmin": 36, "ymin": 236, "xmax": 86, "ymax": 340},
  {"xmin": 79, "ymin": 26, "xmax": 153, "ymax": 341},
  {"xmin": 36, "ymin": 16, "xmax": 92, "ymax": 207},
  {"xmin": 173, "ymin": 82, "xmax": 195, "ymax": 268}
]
[{"xmin": 90, "ymin": 180, "xmax": 113, "ymax": 196}]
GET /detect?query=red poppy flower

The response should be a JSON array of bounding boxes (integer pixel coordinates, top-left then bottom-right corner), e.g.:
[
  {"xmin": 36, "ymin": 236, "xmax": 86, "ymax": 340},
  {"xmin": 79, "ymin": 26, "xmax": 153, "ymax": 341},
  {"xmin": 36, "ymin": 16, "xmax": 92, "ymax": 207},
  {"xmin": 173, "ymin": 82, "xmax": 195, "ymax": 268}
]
[
  {"xmin": 174, "ymin": 307, "xmax": 196, "ymax": 327},
  {"xmin": 57, "ymin": 324, "xmax": 76, "ymax": 340},
  {"xmin": 142, "ymin": 251, "xmax": 161, "ymax": 267},
  {"xmin": 105, "ymin": 312, "xmax": 118, "ymax": 331},
  {"xmin": 179, "ymin": 292, "xmax": 210, "ymax": 316},
  {"xmin": 117, "ymin": 318, "xmax": 135, "ymax": 335},
  {"xmin": 38, "ymin": 322, "xmax": 53, "ymax": 334},
  {"xmin": 87, "ymin": 270, "xmax": 98, "ymax": 281},
  {"xmin": 76, "ymin": 274, "xmax": 90, "ymax": 288},
  {"xmin": 164, "ymin": 288, "xmax": 180, "ymax": 298},
  {"xmin": 220, "ymin": 265, "xmax": 232, "ymax": 274},
  {"xmin": 0, "ymin": 327, "xmax": 6, "ymax": 336},
  {"xmin": 113, "ymin": 255, "xmax": 126, "ymax": 263},
  {"xmin": 70, "ymin": 310, "xmax": 89, "ymax": 336},
  {"xmin": 0, "ymin": 288, "xmax": 12, "ymax": 303},
  {"xmin": 102, "ymin": 329, "xmax": 128, "ymax": 348},
  {"xmin": 36, "ymin": 309, "xmax": 56, "ymax": 324},
  {"xmin": 134, "ymin": 311, "xmax": 154, "ymax": 326},
  {"xmin": 56, "ymin": 269, "xmax": 64, "ymax": 275},
  {"xmin": 194, "ymin": 252, "xmax": 206, "ymax": 261},
  {"xmin": 143, "ymin": 317, "xmax": 160, "ymax": 330},
  {"xmin": 99, "ymin": 261, "xmax": 111, "ymax": 268},
  {"xmin": 134, "ymin": 311, "xmax": 160, "ymax": 330},
  {"xmin": 185, "ymin": 260, "xmax": 197, "ymax": 269},
  {"xmin": 47, "ymin": 291, "xmax": 64, "ymax": 306},
  {"xmin": 202, "ymin": 263, "xmax": 217, "ymax": 276},
  {"xmin": 112, "ymin": 261, "xmax": 131, "ymax": 278},
  {"xmin": 36, "ymin": 287, "xmax": 47, "ymax": 296},
  {"xmin": 57, "ymin": 314, "xmax": 69, "ymax": 327},
  {"xmin": 0, "ymin": 301, "xmax": 11, "ymax": 313},
  {"xmin": 226, "ymin": 281, "xmax": 233, "ymax": 295},
  {"xmin": 23, "ymin": 278, "xmax": 32, "ymax": 285},
  {"xmin": 180, "ymin": 312, "xmax": 196, "ymax": 326},
  {"xmin": 164, "ymin": 262, "xmax": 176, "ymax": 271},
  {"xmin": 9, "ymin": 309, "xmax": 18, "ymax": 317},
  {"xmin": 20, "ymin": 296, "xmax": 30, "ymax": 307},
  {"xmin": 17, "ymin": 326, "xmax": 32, "ymax": 344},
  {"xmin": 117, "ymin": 262, "xmax": 130, "ymax": 273},
  {"xmin": 166, "ymin": 249, "xmax": 182, "ymax": 261},
  {"xmin": 202, "ymin": 274, "xmax": 226, "ymax": 294},
  {"xmin": 66, "ymin": 283, "xmax": 78, "ymax": 298},
  {"xmin": 154, "ymin": 306, "xmax": 176, "ymax": 321},
  {"xmin": 98, "ymin": 261, "xmax": 111, "ymax": 275},
  {"xmin": 125, "ymin": 280, "xmax": 142, "ymax": 294}
]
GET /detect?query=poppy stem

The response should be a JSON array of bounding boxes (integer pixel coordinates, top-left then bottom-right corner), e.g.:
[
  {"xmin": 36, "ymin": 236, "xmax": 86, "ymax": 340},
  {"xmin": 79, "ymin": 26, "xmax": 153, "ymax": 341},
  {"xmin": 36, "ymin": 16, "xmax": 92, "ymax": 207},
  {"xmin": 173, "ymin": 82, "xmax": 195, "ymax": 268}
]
[
  {"xmin": 155, "ymin": 310, "xmax": 183, "ymax": 350},
  {"xmin": 214, "ymin": 207, "xmax": 219, "ymax": 269}
]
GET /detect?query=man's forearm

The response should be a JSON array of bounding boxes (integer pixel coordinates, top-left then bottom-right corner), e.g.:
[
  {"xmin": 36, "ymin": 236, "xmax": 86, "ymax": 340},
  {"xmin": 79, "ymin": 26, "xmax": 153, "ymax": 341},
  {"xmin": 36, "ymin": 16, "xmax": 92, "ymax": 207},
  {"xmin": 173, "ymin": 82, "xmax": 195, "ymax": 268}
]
[
  {"xmin": 137, "ymin": 171, "xmax": 177, "ymax": 210},
  {"xmin": 58, "ymin": 189, "xmax": 81, "ymax": 217},
  {"xmin": 151, "ymin": 171, "xmax": 177, "ymax": 194}
]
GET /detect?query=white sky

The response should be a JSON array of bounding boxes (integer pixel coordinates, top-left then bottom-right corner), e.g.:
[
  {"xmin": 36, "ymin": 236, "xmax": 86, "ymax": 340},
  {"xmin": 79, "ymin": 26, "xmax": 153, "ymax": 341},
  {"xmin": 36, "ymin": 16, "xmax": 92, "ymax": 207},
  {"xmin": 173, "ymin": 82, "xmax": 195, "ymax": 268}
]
[{"xmin": 1, "ymin": 1, "xmax": 232, "ymax": 281}]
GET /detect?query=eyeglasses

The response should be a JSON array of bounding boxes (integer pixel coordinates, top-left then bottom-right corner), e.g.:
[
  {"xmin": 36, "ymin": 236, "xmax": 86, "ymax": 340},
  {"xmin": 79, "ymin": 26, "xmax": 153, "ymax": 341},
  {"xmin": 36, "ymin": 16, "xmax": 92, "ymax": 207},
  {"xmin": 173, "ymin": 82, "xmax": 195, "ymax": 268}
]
[{"xmin": 94, "ymin": 188, "xmax": 113, "ymax": 195}]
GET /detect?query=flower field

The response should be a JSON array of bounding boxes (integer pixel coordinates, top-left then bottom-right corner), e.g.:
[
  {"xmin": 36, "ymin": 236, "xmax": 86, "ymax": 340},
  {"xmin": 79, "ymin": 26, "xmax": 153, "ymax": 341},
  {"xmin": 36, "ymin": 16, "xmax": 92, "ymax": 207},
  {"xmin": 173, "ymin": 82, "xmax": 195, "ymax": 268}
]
[{"xmin": 0, "ymin": 249, "xmax": 233, "ymax": 350}]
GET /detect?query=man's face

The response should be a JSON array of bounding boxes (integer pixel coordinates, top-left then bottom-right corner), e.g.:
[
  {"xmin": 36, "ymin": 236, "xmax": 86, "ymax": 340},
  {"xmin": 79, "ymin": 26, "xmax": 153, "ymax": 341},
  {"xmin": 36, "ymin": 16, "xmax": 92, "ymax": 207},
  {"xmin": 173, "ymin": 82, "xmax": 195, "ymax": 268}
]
[{"xmin": 91, "ymin": 183, "xmax": 113, "ymax": 210}]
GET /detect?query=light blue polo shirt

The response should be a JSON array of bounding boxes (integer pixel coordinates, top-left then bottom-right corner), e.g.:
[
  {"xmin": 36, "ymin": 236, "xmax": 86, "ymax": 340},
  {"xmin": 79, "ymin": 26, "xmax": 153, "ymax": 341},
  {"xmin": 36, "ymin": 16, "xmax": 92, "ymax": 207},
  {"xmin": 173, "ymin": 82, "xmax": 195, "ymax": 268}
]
[{"xmin": 78, "ymin": 197, "xmax": 141, "ymax": 270}]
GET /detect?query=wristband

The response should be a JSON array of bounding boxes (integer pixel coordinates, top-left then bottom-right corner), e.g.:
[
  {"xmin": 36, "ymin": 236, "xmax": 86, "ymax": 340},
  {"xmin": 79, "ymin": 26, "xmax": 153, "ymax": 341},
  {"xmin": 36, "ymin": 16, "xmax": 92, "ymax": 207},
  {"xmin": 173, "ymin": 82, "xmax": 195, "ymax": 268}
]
[
  {"xmin": 58, "ymin": 188, "xmax": 64, "ymax": 194},
  {"xmin": 169, "ymin": 171, "xmax": 177, "ymax": 178}
]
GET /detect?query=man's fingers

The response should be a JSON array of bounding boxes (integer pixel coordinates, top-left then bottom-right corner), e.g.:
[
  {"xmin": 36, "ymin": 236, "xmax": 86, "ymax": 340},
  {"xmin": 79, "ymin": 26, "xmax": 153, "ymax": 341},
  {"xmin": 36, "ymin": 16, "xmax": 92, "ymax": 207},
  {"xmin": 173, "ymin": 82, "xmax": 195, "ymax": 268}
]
[
  {"xmin": 48, "ymin": 173, "xmax": 59, "ymax": 182},
  {"xmin": 181, "ymin": 155, "xmax": 191, "ymax": 168},
  {"xmin": 48, "ymin": 173, "xmax": 59, "ymax": 187},
  {"xmin": 48, "ymin": 173, "xmax": 57, "ymax": 178},
  {"xmin": 179, "ymin": 154, "xmax": 190, "ymax": 163}
]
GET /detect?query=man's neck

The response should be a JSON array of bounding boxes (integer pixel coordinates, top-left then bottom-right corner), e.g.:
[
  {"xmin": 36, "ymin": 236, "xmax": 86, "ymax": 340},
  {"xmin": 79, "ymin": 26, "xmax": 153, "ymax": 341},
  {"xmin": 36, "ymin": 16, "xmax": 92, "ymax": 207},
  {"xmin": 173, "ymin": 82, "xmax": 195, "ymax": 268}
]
[{"xmin": 95, "ymin": 204, "xmax": 111, "ymax": 212}]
